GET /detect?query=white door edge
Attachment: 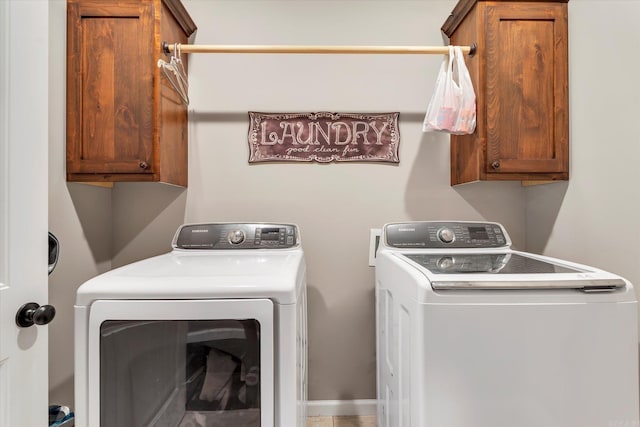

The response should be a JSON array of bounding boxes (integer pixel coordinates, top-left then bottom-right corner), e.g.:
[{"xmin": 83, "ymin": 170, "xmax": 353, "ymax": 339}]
[{"xmin": 0, "ymin": 0, "xmax": 50, "ymax": 425}]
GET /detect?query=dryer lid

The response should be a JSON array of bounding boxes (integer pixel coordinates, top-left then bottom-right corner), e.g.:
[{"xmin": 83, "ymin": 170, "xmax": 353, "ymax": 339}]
[{"xmin": 75, "ymin": 250, "xmax": 306, "ymax": 306}]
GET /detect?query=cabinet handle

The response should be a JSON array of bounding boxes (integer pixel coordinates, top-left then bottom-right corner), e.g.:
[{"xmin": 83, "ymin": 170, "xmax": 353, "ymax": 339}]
[
  {"xmin": 491, "ymin": 161, "xmax": 501, "ymax": 170},
  {"xmin": 139, "ymin": 161, "xmax": 149, "ymax": 170}
]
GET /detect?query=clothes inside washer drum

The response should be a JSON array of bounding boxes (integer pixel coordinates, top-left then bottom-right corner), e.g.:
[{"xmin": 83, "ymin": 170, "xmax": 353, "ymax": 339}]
[{"xmin": 198, "ymin": 348, "xmax": 237, "ymax": 406}]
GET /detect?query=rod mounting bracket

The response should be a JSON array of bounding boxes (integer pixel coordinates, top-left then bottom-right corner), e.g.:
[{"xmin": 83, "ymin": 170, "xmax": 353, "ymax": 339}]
[
  {"xmin": 469, "ymin": 42, "xmax": 477, "ymax": 58},
  {"xmin": 162, "ymin": 41, "xmax": 171, "ymax": 56}
]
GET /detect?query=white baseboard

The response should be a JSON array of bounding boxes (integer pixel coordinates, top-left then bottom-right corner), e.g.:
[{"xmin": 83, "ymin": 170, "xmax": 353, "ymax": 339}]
[{"xmin": 306, "ymin": 399, "xmax": 377, "ymax": 417}]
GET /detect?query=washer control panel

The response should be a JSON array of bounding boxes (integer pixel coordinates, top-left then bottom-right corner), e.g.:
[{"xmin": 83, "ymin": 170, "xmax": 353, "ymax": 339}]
[
  {"xmin": 385, "ymin": 221, "xmax": 509, "ymax": 249},
  {"xmin": 173, "ymin": 223, "xmax": 298, "ymax": 250}
]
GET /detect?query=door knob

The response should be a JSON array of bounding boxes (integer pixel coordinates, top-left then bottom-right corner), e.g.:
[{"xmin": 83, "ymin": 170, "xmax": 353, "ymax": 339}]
[{"xmin": 15, "ymin": 302, "xmax": 56, "ymax": 328}]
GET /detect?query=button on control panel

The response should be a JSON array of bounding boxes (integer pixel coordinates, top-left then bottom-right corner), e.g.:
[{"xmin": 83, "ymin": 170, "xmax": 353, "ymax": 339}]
[
  {"xmin": 174, "ymin": 223, "xmax": 298, "ymax": 249},
  {"xmin": 385, "ymin": 221, "xmax": 510, "ymax": 249}
]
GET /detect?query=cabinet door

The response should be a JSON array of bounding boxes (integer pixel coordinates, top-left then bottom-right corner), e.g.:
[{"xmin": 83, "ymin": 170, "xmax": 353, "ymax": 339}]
[
  {"xmin": 485, "ymin": 3, "xmax": 568, "ymax": 174},
  {"xmin": 67, "ymin": 2, "xmax": 154, "ymax": 175}
]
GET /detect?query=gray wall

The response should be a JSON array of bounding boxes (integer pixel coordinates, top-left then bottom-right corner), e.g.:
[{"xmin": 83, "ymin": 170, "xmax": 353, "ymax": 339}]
[
  {"xmin": 47, "ymin": 0, "xmax": 113, "ymax": 407},
  {"xmin": 526, "ymin": 1, "xmax": 640, "ymax": 303},
  {"xmin": 50, "ymin": 0, "xmax": 640, "ymax": 409},
  {"xmin": 108, "ymin": 0, "xmax": 526, "ymax": 401}
]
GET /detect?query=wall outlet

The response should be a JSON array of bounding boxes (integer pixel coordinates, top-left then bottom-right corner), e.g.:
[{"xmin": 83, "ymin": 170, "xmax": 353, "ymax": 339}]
[{"xmin": 369, "ymin": 228, "xmax": 382, "ymax": 267}]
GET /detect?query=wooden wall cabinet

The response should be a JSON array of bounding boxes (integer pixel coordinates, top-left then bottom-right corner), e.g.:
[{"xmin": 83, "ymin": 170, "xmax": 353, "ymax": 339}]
[
  {"xmin": 67, "ymin": 0, "xmax": 196, "ymax": 186},
  {"xmin": 442, "ymin": 0, "xmax": 569, "ymax": 185}
]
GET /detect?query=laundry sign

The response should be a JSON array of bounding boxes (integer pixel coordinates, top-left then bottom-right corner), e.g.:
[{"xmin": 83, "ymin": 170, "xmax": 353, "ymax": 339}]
[{"xmin": 247, "ymin": 112, "xmax": 400, "ymax": 163}]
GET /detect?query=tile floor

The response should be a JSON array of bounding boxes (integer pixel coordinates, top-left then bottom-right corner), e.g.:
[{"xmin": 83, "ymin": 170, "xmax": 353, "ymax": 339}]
[{"xmin": 307, "ymin": 415, "xmax": 377, "ymax": 427}]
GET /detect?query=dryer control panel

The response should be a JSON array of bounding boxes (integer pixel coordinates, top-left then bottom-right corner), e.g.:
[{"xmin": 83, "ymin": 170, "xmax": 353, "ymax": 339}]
[
  {"xmin": 385, "ymin": 221, "xmax": 510, "ymax": 249},
  {"xmin": 173, "ymin": 223, "xmax": 298, "ymax": 249}
]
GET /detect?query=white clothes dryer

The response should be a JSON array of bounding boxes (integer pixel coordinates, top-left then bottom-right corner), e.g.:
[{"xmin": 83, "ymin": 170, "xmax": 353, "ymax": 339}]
[
  {"xmin": 75, "ymin": 223, "xmax": 307, "ymax": 427},
  {"xmin": 375, "ymin": 221, "xmax": 639, "ymax": 427}
]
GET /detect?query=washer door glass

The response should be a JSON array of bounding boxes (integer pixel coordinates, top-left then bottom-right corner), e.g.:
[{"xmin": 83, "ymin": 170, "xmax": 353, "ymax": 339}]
[
  {"xmin": 403, "ymin": 253, "xmax": 583, "ymax": 274},
  {"xmin": 100, "ymin": 319, "xmax": 261, "ymax": 427},
  {"xmin": 87, "ymin": 299, "xmax": 274, "ymax": 427}
]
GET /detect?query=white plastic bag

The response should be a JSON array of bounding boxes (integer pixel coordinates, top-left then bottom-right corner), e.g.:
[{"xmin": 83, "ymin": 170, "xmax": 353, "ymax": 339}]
[
  {"xmin": 453, "ymin": 46, "xmax": 477, "ymax": 134},
  {"xmin": 422, "ymin": 46, "xmax": 476, "ymax": 135}
]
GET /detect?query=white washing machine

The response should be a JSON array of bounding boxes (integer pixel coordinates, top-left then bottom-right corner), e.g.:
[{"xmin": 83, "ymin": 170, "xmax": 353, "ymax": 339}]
[
  {"xmin": 75, "ymin": 223, "xmax": 307, "ymax": 427},
  {"xmin": 375, "ymin": 221, "xmax": 639, "ymax": 427}
]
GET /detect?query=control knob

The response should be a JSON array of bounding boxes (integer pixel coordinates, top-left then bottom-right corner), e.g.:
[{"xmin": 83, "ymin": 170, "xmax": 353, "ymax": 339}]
[
  {"xmin": 437, "ymin": 228, "xmax": 455, "ymax": 244},
  {"xmin": 227, "ymin": 229, "xmax": 246, "ymax": 245}
]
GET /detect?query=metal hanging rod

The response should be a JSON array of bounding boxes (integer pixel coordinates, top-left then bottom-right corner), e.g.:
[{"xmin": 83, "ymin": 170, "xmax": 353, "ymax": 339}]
[{"xmin": 162, "ymin": 42, "xmax": 477, "ymax": 57}]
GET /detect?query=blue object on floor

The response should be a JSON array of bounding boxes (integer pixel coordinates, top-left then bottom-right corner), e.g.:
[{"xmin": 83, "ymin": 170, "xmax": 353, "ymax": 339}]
[{"xmin": 49, "ymin": 405, "xmax": 74, "ymax": 426}]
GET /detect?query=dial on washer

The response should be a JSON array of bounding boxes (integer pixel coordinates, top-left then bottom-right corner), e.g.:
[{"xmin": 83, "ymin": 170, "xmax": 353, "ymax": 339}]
[
  {"xmin": 437, "ymin": 228, "xmax": 455, "ymax": 244},
  {"xmin": 227, "ymin": 229, "xmax": 246, "ymax": 245}
]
